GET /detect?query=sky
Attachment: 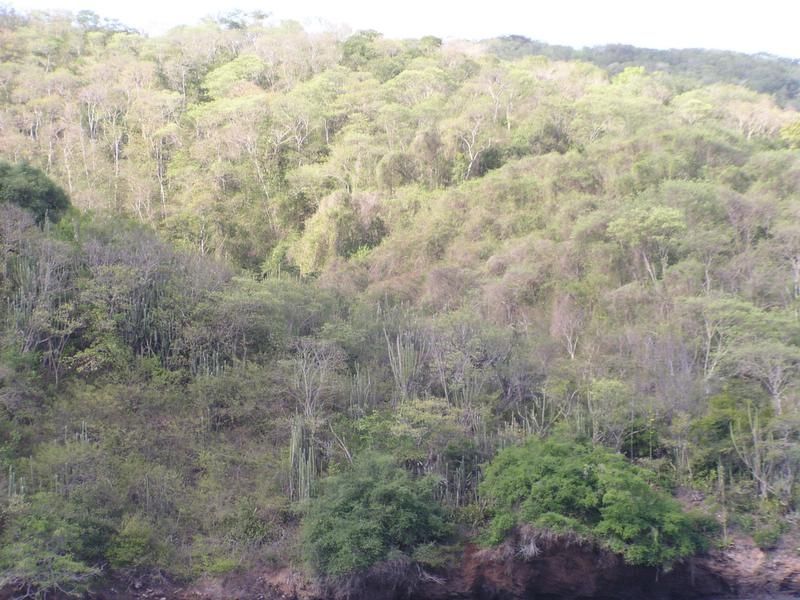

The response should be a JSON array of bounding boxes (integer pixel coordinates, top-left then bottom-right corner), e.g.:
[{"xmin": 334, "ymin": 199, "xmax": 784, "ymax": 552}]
[{"xmin": 11, "ymin": 0, "xmax": 800, "ymax": 59}]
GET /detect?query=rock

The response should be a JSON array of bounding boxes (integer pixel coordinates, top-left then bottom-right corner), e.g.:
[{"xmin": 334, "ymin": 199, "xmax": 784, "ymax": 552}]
[{"xmin": 6, "ymin": 533, "xmax": 796, "ymax": 600}]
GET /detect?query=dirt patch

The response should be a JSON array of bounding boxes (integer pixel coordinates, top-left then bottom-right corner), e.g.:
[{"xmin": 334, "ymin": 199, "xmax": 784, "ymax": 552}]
[{"xmin": 695, "ymin": 534, "xmax": 800, "ymax": 598}]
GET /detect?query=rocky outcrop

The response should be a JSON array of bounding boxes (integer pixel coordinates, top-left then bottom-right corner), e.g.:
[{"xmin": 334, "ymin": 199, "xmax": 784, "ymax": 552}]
[
  {"xmin": 692, "ymin": 535, "xmax": 800, "ymax": 598},
  {"xmin": 255, "ymin": 531, "xmax": 800, "ymax": 600},
  {"xmin": 5, "ymin": 533, "xmax": 799, "ymax": 600},
  {"xmin": 425, "ymin": 542, "xmax": 729, "ymax": 600}
]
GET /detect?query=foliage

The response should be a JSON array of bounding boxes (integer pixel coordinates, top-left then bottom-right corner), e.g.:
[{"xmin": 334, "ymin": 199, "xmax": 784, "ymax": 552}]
[
  {"xmin": 301, "ymin": 452, "xmax": 449, "ymax": 576},
  {"xmin": 107, "ymin": 515, "xmax": 162, "ymax": 569},
  {"xmin": 0, "ymin": 161, "xmax": 70, "ymax": 224},
  {"xmin": 0, "ymin": 494, "xmax": 102, "ymax": 597},
  {"xmin": 480, "ymin": 436, "xmax": 711, "ymax": 566},
  {"xmin": 486, "ymin": 37, "xmax": 800, "ymax": 109},
  {"xmin": 0, "ymin": 8, "xmax": 799, "ymax": 590}
]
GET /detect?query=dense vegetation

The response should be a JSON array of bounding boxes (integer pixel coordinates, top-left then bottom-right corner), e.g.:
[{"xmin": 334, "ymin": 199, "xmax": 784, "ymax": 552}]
[
  {"xmin": 480, "ymin": 435, "xmax": 712, "ymax": 566},
  {"xmin": 302, "ymin": 452, "xmax": 448, "ymax": 576},
  {"xmin": 0, "ymin": 160, "xmax": 70, "ymax": 223},
  {"xmin": 1, "ymin": 6, "xmax": 800, "ymax": 597},
  {"xmin": 486, "ymin": 37, "xmax": 800, "ymax": 109}
]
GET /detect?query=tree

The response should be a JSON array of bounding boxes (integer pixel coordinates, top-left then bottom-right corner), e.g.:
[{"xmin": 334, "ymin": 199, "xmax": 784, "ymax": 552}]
[
  {"xmin": 608, "ymin": 204, "xmax": 686, "ymax": 284},
  {"xmin": 444, "ymin": 99, "xmax": 497, "ymax": 181},
  {"xmin": 480, "ymin": 435, "xmax": 709, "ymax": 567},
  {"xmin": 585, "ymin": 378, "xmax": 637, "ymax": 451},
  {"xmin": 0, "ymin": 161, "xmax": 70, "ymax": 224},
  {"xmin": 289, "ymin": 337, "xmax": 345, "ymax": 423},
  {"xmin": 302, "ymin": 452, "xmax": 448, "ymax": 576},
  {"xmin": 730, "ymin": 340, "xmax": 800, "ymax": 416},
  {"xmin": 0, "ymin": 493, "xmax": 101, "ymax": 597},
  {"xmin": 201, "ymin": 54, "xmax": 267, "ymax": 99},
  {"xmin": 3, "ymin": 209, "xmax": 78, "ymax": 382},
  {"xmin": 340, "ymin": 30, "xmax": 382, "ymax": 71},
  {"xmin": 781, "ymin": 120, "xmax": 800, "ymax": 149},
  {"xmin": 549, "ymin": 292, "xmax": 585, "ymax": 360},
  {"xmin": 678, "ymin": 296, "xmax": 756, "ymax": 382}
]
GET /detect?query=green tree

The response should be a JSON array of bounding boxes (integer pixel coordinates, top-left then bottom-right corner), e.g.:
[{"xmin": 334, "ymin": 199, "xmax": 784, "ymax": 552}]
[
  {"xmin": 608, "ymin": 204, "xmax": 686, "ymax": 284},
  {"xmin": 0, "ymin": 493, "xmax": 101, "ymax": 597},
  {"xmin": 781, "ymin": 120, "xmax": 800, "ymax": 148},
  {"xmin": 301, "ymin": 452, "xmax": 448, "ymax": 576},
  {"xmin": 0, "ymin": 161, "xmax": 70, "ymax": 224},
  {"xmin": 480, "ymin": 435, "xmax": 709, "ymax": 567}
]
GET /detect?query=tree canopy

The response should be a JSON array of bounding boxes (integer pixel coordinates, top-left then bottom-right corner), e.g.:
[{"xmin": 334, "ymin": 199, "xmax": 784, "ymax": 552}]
[
  {"xmin": 302, "ymin": 453, "xmax": 449, "ymax": 576},
  {"xmin": 0, "ymin": 161, "xmax": 70, "ymax": 224},
  {"xmin": 0, "ymin": 8, "xmax": 799, "ymax": 597},
  {"xmin": 480, "ymin": 436, "xmax": 711, "ymax": 566}
]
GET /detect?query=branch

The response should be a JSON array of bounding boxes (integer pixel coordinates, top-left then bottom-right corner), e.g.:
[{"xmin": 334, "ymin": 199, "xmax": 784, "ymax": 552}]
[{"xmin": 329, "ymin": 423, "xmax": 353, "ymax": 465}]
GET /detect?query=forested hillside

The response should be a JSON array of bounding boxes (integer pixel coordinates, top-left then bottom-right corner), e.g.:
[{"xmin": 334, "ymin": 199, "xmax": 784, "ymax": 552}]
[
  {"xmin": 1, "ymin": 8, "xmax": 800, "ymax": 598},
  {"xmin": 486, "ymin": 36, "xmax": 800, "ymax": 109}
]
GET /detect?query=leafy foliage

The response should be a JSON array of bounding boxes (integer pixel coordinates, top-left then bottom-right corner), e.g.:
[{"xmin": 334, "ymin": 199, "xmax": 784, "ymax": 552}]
[
  {"xmin": 0, "ymin": 494, "xmax": 102, "ymax": 597},
  {"xmin": 302, "ymin": 453, "xmax": 449, "ymax": 576},
  {"xmin": 486, "ymin": 37, "xmax": 800, "ymax": 109},
  {"xmin": 0, "ymin": 7, "xmax": 799, "ymax": 593},
  {"xmin": 480, "ymin": 436, "xmax": 711, "ymax": 566},
  {"xmin": 0, "ymin": 162, "xmax": 70, "ymax": 224},
  {"xmin": 107, "ymin": 515, "xmax": 162, "ymax": 569}
]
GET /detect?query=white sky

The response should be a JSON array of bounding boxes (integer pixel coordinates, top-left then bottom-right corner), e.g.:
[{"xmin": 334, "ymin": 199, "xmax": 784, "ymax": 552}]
[{"xmin": 11, "ymin": 0, "xmax": 800, "ymax": 58}]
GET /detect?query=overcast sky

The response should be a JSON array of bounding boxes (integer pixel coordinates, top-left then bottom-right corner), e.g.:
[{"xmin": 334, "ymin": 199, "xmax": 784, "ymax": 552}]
[{"xmin": 11, "ymin": 0, "xmax": 800, "ymax": 58}]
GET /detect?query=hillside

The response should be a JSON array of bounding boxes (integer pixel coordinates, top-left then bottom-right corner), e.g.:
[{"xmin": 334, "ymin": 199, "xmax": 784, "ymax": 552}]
[
  {"xmin": 1, "ymin": 8, "xmax": 800, "ymax": 599},
  {"xmin": 486, "ymin": 36, "xmax": 800, "ymax": 109}
]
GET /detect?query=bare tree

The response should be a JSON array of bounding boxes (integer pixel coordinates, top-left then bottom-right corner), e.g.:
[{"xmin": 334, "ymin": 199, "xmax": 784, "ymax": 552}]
[
  {"xmin": 290, "ymin": 338, "xmax": 344, "ymax": 422},
  {"xmin": 550, "ymin": 293, "xmax": 585, "ymax": 361}
]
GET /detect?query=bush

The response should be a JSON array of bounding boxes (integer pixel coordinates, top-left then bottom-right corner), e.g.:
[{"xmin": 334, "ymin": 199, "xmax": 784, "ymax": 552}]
[
  {"xmin": 107, "ymin": 515, "xmax": 161, "ymax": 569},
  {"xmin": 739, "ymin": 502, "xmax": 789, "ymax": 550},
  {"xmin": 0, "ymin": 494, "xmax": 100, "ymax": 596},
  {"xmin": 752, "ymin": 523, "xmax": 784, "ymax": 550},
  {"xmin": 480, "ymin": 435, "xmax": 711, "ymax": 567},
  {"xmin": 301, "ymin": 452, "xmax": 449, "ymax": 576},
  {"xmin": 193, "ymin": 543, "xmax": 242, "ymax": 576},
  {"xmin": 0, "ymin": 161, "xmax": 70, "ymax": 224}
]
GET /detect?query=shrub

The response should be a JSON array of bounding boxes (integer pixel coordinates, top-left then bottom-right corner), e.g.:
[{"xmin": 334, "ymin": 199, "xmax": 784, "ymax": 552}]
[
  {"xmin": 480, "ymin": 435, "xmax": 711, "ymax": 567},
  {"xmin": 301, "ymin": 452, "xmax": 449, "ymax": 576},
  {"xmin": 0, "ymin": 161, "xmax": 70, "ymax": 224},
  {"xmin": 0, "ymin": 493, "xmax": 100, "ymax": 596},
  {"xmin": 107, "ymin": 514, "xmax": 161, "ymax": 569}
]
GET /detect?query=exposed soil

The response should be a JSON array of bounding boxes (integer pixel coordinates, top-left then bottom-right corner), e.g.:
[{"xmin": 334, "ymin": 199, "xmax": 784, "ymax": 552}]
[{"xmin": 3, "ymin": 532, "xmax": 799, "ymax": 600}]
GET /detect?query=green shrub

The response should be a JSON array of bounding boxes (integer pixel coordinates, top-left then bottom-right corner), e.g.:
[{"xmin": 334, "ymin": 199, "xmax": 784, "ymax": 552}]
[
  {"xmin": 206, "ymin": 556, "xmax": 240, "ymax": 575},
  {"xmin": 107, "ymin": 515, "xmax": 161, "ymax": 569},
  {"xmin": 0, "ymin": 494, "xmax": 100, "ymax": 596},
  {"xmin": 188, "ymin": 536, "xmax": 244, "ymax": 578},
  {"xmin": 301, "ymin": 452, "xmax": 449, "ymax": 576},
  {"xmin": 480, "ymin": 436, "xmax": 711, "ymax": 567},
  {"xmin": 752, "ymin": 523, "xmax": 784, "ymax": 550},
  {"xmin": 411, "ymin": 542, "xmax": 461, "ymax": 569},
  {"xmin": 0, "ymin": 161, "xmax": 70, "ymax": 224},
  {"xmin": 741, "ymin": 502, "xmax": 788, "ymax": 550}
]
